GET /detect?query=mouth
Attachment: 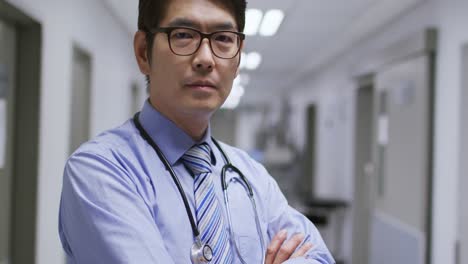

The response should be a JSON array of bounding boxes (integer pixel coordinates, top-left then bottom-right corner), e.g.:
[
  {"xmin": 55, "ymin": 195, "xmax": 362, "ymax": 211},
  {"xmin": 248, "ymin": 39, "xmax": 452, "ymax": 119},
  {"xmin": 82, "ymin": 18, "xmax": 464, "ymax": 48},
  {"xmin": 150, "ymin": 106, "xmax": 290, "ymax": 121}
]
[{"xmin": 185, "ymin": 80, "xmax": 218, "ymax": 90}]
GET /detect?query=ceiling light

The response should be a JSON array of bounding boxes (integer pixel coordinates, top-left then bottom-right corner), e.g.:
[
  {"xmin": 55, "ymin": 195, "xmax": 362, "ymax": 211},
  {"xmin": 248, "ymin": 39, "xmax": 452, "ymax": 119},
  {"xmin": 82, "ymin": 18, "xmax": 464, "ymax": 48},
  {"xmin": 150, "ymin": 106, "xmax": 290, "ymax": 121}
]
[
  {"xmin": 240, "ymin": 52, "xmax": 247, "ymax": 69},
  {"xmin": 259, "ymin": 9, "xmax": 284, "ymax": 36},
  {"xmin": 245, "ymin": 52, "xmax": 262, "ymax": 70},
  {"xmin": 244, "ymin": 9, "xmax": 263, "ymax": 36}
]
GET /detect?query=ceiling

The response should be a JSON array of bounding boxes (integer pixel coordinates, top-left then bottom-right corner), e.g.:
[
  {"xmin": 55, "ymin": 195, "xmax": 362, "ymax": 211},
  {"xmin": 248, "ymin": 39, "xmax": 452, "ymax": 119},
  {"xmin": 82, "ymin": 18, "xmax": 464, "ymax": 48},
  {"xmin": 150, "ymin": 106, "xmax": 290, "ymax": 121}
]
[{"xmin": 103, "ymin": 0, "xmax": 425, "ymax": 105}]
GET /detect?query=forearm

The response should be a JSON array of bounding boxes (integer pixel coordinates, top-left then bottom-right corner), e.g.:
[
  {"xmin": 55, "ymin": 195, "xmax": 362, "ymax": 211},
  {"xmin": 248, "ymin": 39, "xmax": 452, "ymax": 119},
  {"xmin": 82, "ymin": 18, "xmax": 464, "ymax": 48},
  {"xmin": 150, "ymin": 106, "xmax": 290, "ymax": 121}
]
[
  {"xmin": 266, "ymin": 205, "xmax": 335, "ymax": 263},
  {"xmin": 283, "ymin": 256, "xmax": 332, "ymax": 264},
  {"xmin": 265, "ymin": 179, "xmax": 335, "ymax": 263}
]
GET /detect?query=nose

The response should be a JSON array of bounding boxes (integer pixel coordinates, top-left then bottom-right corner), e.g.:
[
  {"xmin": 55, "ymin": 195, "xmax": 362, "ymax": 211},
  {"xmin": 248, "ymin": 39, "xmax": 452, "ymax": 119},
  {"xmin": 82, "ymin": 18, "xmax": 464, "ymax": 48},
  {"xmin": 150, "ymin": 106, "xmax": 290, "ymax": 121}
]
[{"xmin": 192, "ymin": 39, "xmax": 215, "ymax": 73}]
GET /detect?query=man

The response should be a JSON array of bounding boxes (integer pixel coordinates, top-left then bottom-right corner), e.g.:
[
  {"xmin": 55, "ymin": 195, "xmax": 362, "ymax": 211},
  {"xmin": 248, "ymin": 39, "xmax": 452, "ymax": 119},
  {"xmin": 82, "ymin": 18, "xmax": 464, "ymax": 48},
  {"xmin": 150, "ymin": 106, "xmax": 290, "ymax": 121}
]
[{"xmin": 59, "ymin": 0, "xmax": 335, "ymax": 263}]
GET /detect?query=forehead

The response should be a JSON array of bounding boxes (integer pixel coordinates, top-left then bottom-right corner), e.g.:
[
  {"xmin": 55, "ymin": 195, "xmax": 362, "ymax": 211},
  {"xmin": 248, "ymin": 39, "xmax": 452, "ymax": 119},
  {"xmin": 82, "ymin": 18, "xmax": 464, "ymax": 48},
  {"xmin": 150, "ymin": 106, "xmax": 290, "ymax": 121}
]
[{"xmin": 160, "ymin": 0, "xmax": 237, "ymax": 31}]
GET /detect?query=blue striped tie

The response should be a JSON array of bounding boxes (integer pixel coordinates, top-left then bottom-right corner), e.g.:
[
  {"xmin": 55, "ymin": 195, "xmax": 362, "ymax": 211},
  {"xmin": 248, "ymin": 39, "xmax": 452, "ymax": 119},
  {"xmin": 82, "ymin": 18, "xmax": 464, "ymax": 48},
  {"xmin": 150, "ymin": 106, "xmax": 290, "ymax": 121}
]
[{"xmin": 182, "ymin": 143, "xmax": 234, "ymax": 263}]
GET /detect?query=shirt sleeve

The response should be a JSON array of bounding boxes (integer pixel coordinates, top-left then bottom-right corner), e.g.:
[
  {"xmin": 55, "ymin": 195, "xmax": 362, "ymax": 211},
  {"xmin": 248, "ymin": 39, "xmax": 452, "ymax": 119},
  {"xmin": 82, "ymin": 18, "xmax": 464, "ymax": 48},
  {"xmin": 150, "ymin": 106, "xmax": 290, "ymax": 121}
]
[
  {"xmin": 263, "ymin": 167, "xmax": 336, "ymax": 264},
  {"xmin": 59, "ymin": 151, "xmax": 176, "ymax": 264}
]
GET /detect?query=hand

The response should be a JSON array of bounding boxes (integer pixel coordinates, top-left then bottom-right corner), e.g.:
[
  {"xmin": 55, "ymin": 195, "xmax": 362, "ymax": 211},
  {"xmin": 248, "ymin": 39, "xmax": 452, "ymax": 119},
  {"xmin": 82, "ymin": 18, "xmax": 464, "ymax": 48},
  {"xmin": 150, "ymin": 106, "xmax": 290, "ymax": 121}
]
[{"xmin": 264, "ymin": 230, "xmax": 313, "ymax": 264}]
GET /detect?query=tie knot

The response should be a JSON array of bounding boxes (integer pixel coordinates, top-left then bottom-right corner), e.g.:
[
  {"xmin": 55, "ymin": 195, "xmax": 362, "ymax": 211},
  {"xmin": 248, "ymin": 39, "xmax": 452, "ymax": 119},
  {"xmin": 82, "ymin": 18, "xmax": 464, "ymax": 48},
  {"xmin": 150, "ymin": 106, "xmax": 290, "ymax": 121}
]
[{"xmin": 181, "ymin": 143, "xmax": 212, "ymax": 175}]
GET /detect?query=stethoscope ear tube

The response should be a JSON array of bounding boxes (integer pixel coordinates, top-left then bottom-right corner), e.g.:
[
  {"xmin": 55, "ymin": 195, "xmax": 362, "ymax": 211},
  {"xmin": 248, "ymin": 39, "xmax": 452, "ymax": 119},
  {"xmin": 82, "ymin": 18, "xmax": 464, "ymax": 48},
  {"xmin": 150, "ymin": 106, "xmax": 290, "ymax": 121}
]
[
  {"xmin": 221, "ymin": 164, "xmax": 253, "ymax": 196},
  {"xmin": 133, "ymin": 113, "xmax": 200, "ymax": 238}
]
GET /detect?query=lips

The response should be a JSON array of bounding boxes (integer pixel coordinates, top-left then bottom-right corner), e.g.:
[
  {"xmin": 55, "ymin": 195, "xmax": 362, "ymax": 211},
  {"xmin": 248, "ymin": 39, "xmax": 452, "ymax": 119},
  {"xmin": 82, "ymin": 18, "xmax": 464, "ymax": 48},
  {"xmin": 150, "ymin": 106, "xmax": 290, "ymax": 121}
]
[{"xmin": 185, "ymin": 79, "xmax": 217, "ymax": 90}]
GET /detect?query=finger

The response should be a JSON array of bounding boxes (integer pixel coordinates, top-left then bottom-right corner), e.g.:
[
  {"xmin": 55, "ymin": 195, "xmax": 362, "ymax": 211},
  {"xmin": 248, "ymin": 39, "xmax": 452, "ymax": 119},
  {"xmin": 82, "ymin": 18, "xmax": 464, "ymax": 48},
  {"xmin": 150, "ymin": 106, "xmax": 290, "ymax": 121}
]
[
  {"xmin": 272, "ymin": 233, "xmax": 304, "ymax": 264},
  {"xmin": 290, "ymin": 242, "xmax": 313, "ymax": 258},
  {"xmin": 265, "ymin": 229, "xmax": 288, "ymax": 264}
]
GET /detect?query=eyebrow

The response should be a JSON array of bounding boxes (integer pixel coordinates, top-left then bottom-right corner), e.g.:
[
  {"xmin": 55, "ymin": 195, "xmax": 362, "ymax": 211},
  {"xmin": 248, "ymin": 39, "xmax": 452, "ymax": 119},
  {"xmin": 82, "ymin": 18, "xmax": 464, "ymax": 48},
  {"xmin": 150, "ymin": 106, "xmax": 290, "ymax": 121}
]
[{"xmin": 166, "ymin": 18, "xmax": 237, "ymax": 31}]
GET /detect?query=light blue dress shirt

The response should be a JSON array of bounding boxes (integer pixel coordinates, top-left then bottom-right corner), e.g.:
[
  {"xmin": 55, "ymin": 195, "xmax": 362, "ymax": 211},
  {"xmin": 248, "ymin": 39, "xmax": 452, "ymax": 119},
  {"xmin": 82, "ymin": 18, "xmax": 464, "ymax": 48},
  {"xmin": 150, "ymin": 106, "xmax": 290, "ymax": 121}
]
[{"xmin": 59, "ymin": 101, "xmax": 335, "ymax": 264}]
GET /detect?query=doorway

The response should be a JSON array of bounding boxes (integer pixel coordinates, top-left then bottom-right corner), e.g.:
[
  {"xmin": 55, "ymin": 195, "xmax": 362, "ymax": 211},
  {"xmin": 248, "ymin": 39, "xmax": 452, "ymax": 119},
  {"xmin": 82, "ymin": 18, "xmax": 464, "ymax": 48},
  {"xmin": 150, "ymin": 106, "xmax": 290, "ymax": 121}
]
[
  {"xmin": 211, "ymin": 109, "xmax": 238, "ymax": 146},
  {"xmin": 0, "ymin": 2, "xmax": 42, "ymax": 263},
  {"xmin": 352, "ymin": 75, "xmax": 375, "ymax": 264},
  {"xmin": 302, "ymin": 104, "xmax": 317, "ymax": 199},
  {"xmin": 352, "ymin": 29, "xmax": 436, "ymax": 264}
]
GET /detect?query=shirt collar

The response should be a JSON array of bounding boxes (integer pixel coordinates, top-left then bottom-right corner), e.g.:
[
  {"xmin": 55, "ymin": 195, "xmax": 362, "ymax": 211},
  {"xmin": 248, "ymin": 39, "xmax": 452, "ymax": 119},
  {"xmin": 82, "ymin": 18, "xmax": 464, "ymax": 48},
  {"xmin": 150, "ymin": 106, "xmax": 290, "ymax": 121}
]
[{"xmin": 138, "ymin": 100, "xmax": 215, "ymax": 166}]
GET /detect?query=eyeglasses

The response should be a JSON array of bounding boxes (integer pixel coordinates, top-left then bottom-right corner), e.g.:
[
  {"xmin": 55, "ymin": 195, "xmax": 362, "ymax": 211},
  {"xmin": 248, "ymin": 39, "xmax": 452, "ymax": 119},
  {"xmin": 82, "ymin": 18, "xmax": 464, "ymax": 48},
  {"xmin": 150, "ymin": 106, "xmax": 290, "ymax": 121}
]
[{"xmin": 149, "ymin": 27, "xmax": 245, "ymax": 59}]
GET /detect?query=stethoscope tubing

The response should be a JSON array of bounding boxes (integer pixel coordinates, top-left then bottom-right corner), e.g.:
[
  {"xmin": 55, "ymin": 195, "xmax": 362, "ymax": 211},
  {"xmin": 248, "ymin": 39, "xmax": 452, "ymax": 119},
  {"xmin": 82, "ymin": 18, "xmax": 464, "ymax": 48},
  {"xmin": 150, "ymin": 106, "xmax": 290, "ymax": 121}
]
[
  {"xmin": 133, "ymin": 112, "xmax": 265, "ymax": 263},
  {"xmin": 133, "ymin": 113, "xmax": 200, "ymax": 238}
]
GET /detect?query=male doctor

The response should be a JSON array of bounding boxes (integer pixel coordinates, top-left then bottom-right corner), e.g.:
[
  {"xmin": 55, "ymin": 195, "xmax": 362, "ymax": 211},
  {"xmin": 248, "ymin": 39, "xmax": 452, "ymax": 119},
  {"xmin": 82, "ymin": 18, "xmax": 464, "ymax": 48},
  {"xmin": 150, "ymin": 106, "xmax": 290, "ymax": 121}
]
[{"xmin": 59, "ymin": 0, "xmax": 335, "ymax": 263}]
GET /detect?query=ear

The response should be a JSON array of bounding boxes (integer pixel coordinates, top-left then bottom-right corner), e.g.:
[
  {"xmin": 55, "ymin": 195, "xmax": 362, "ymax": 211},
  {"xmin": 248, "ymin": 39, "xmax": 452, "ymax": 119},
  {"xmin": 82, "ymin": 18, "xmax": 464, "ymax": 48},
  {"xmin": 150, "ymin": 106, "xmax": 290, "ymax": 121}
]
[{"xmin": 134, "ymin": 30, "xmax": 151, "ymax": 75}]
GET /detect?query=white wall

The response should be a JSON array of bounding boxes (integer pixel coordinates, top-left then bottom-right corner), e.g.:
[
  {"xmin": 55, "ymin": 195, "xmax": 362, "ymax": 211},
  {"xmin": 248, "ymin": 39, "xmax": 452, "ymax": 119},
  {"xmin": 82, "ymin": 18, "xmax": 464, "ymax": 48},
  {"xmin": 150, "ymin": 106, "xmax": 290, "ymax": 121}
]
[{"xmin": 5, "ymin": 0, "xmax": 143, "ymax": 263}]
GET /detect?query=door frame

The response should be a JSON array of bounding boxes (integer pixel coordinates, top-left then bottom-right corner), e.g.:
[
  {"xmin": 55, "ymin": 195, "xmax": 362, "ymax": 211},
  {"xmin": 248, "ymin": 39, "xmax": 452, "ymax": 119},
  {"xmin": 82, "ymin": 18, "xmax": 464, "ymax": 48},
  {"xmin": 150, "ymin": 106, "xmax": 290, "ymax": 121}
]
[
  {"xmin": 458, "ymin": 43, "xmax": 468, "ymax": 264},
  {"xmin": 0, "ymin": 14, "xmax": 17, "ymax": 264}
]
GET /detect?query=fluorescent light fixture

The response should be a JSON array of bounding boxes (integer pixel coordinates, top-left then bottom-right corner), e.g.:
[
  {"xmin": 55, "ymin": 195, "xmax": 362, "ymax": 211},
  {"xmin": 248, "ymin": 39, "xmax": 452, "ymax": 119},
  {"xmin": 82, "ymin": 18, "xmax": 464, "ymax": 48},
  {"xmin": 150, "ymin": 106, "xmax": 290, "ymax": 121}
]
[
  {"xmin": 240, "ymin": 52, "xmax": 262, "ymax": 70},
  {"xmin": 222, "ymin": 76, "xmax": 246, "ymax": 109},
  {"xmin": 244, "ymin": 9, "xmax": 263, "ymax": 36},
  {"xmin": 245, "ymin": 52, "xmax": 262, "ymax": 70},
  {"xmin": 259, "ymin": 9, "xmax": 284, "ymax": 36}
]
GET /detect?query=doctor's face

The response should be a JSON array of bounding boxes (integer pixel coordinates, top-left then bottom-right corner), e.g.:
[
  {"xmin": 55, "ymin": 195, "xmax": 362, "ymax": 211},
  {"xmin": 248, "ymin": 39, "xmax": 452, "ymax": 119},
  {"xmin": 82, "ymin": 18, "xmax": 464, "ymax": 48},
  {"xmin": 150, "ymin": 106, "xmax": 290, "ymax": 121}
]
[{"xmin": 146, "ymin": 0, "xmax": 242, "ymax": 121}]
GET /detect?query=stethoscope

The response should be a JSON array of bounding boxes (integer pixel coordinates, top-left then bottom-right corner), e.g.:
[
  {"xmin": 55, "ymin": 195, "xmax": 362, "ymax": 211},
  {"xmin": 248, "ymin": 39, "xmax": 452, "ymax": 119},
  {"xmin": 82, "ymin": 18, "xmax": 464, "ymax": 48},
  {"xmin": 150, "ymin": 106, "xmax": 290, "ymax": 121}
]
[{"xmin": 133, "ymin": 113, "xmax": 266, "ymax": 264}]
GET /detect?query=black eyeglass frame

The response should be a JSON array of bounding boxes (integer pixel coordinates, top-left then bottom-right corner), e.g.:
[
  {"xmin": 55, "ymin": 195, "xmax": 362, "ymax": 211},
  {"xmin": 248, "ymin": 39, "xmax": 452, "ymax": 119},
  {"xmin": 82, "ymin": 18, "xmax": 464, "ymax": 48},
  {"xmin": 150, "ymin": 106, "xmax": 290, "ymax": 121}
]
[{"xmin": 148, "ymin": 26, "xmax": 245, "ymax": 59}]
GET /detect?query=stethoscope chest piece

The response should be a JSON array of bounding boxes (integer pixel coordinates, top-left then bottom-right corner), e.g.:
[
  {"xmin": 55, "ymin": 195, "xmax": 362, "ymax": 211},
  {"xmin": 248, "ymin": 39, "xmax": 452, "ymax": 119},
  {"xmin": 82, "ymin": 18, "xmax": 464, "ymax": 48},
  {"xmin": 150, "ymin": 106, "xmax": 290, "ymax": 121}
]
[{"xmin": 191, "ymin": 239, "xmax": 213, "ymax": 263}]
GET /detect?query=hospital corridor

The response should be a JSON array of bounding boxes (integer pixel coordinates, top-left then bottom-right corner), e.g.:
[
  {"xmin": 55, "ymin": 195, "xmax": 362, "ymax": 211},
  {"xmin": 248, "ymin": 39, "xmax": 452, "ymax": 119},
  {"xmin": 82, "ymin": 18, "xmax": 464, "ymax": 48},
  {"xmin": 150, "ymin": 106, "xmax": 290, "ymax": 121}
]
[{"xmin": 0, "ymin": 0, "xmax": 467, "ymax": 263}]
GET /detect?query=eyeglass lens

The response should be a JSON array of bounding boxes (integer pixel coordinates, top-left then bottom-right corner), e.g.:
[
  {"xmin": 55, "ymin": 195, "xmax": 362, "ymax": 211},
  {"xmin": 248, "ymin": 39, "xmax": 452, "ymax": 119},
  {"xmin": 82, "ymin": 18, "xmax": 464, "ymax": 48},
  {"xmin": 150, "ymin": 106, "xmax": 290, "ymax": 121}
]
[{"xmin": 168, "ymin": 28, "xmax": 241, "ymax": 58}]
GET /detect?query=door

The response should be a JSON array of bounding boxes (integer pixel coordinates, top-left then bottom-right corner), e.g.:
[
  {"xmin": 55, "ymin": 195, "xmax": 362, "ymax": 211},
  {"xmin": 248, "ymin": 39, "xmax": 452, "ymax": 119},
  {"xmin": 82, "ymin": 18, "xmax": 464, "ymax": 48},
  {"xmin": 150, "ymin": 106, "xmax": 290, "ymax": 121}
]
[
  {"xmin": 352, "ymin": 80, "xmax": 375, "ymax": 264},
  {"xmin": 69, "ymin": 47, "xmax": 92, "ymax": 153},
  {"xmin": 130, "ymin": 82, "xmax": 142, "ymax": 115},
  {"xmin": 370, "ymin": 54, "xmax": 433, "ymax": 264},
  {"xmin": 459, "ymin": 43, "xmax": 468, "ymax": 264},
  {"xmin": 0, "ymin": 17, "xmax": 16, "ymax": 264}
]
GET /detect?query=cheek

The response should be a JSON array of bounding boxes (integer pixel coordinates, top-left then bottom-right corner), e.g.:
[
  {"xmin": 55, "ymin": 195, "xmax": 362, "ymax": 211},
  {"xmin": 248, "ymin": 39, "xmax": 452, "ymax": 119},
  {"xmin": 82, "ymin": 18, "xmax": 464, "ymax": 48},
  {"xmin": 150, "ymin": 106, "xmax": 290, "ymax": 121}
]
[
  {"xmin": 225, "ymin": 65, "xmax": 239, "ymax": 91},
  {"xmin": 151, "ymin": 56, "xmax": 184, "ymax": 88},
  {"xmin": 222, "ymin": 61, "xmax": 239, "ymax": 82}
]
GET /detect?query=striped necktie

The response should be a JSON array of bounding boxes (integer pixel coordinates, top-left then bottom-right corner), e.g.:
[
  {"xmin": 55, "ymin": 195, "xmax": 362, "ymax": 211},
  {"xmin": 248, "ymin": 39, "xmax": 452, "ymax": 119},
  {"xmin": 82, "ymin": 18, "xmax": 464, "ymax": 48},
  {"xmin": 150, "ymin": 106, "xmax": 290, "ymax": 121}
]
[{"xmin": 181, "ymin": 143, "xmax": 234, "ymax": 263}]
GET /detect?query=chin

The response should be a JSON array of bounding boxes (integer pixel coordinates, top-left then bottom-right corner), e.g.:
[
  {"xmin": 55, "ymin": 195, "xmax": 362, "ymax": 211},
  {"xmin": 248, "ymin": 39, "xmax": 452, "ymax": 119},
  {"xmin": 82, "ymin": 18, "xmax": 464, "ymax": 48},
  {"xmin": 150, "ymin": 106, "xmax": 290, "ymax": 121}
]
[
  {"xmin": 193, "ymin": 97, "xmax": 223, "ymax": 109},
  {"xmin": 182, "ymin": 101, "xmax": 218, "ymax": 116}
]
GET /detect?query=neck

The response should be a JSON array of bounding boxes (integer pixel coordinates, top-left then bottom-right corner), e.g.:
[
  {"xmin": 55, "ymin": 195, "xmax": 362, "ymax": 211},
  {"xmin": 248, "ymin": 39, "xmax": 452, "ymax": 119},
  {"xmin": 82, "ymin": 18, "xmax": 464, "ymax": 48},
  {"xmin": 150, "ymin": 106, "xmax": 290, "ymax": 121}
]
[{"xmin": 149, "ymin": 98, "xmax": 210, "ymax": 141}]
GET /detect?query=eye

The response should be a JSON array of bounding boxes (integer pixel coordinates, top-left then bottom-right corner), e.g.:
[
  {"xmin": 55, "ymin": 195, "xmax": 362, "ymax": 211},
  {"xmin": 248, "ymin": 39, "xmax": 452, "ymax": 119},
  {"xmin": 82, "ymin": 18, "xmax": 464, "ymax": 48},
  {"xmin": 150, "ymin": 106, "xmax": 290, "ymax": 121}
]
[
  {"xmin": 214, "ymin": 33, "xmax": 235, "ymax": 43},
  {"xmin": 171, "ymin": 29, "xmax": 195, "ymax": 40},
  {"xmin": 173, "ymin": 32, "xmax": 193, "ymax": 39}
]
